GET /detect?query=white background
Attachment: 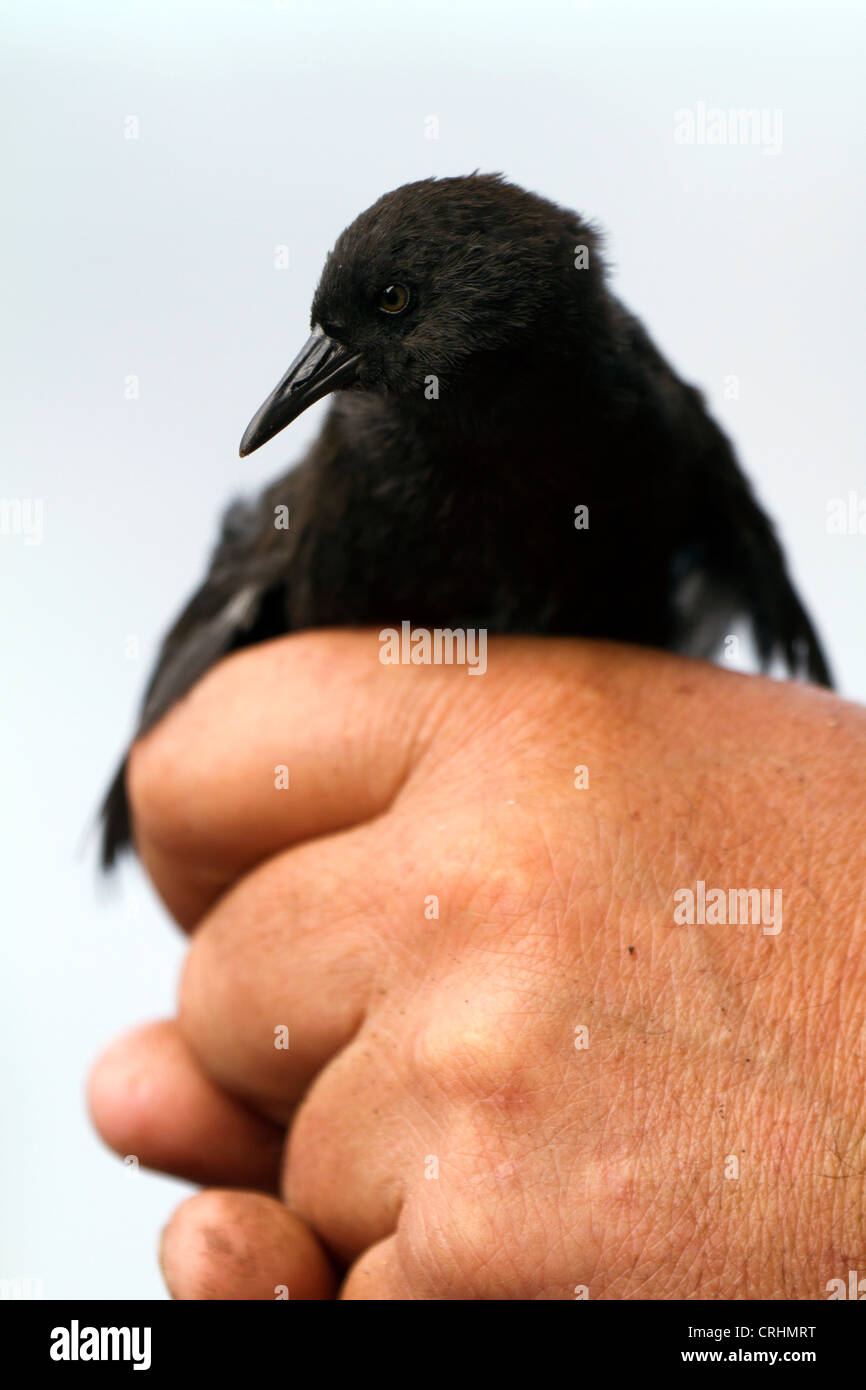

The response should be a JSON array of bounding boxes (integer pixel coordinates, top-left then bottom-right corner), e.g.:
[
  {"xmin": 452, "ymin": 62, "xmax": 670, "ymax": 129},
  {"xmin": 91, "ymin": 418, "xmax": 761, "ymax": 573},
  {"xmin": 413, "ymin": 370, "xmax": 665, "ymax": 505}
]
[{"xmin": 2, "ymin": 0, "xmax": 864, "ymax": 1298}]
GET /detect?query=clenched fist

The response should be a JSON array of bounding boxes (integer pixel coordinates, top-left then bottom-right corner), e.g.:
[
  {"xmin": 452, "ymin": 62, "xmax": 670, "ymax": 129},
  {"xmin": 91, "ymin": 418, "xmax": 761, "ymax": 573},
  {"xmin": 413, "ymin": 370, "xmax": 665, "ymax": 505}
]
[{"xmin": 90, "ymin": 635, "xmax": 866, "ymax": 1299}]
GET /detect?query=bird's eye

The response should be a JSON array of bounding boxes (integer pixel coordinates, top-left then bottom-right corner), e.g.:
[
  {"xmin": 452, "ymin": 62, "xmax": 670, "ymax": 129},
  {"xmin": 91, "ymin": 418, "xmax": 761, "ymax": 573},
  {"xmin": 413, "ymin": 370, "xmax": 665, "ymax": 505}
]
[{"xmin": 378, "ymin": 283, "xmax": 410, "ymax": 314}]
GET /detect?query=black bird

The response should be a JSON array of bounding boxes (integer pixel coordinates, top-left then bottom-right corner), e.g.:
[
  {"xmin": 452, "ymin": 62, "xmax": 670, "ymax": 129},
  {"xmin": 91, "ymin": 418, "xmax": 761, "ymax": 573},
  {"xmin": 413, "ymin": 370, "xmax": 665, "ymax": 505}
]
[{"xmin": 101, "ymin": 172, "xmax": 832, "ymax": 866}]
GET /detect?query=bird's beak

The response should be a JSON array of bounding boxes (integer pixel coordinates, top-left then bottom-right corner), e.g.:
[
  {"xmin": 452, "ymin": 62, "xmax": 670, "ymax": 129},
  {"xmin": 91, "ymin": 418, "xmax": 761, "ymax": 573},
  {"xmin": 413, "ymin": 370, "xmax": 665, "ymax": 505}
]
[{"xmin": 239, "ymin": 325, "xmax": 361, "ymax": 457}]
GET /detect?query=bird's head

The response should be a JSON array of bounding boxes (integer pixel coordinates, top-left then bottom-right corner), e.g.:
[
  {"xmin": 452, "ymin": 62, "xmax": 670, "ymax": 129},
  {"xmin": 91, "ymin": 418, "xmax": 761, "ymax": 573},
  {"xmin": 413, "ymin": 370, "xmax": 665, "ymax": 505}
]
[{"xmin": 240, "ymin": 173, "xmax": 605, "ymax": 456}]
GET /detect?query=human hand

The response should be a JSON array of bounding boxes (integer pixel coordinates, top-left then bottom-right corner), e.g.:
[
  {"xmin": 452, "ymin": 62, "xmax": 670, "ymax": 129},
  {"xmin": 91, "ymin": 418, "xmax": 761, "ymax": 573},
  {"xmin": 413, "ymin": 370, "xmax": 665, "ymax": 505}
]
[{"xmin": 90, "ymin": 634, "xmax": 866, "ymax": 1298}]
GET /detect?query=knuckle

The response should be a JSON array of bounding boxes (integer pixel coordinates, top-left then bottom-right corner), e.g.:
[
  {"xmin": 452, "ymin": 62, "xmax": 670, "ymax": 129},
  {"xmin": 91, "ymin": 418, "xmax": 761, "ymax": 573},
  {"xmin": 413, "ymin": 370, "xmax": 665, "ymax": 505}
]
[{"xmin": 411, "ymin": 1002, "xmax": 507, "ymax": 1101}]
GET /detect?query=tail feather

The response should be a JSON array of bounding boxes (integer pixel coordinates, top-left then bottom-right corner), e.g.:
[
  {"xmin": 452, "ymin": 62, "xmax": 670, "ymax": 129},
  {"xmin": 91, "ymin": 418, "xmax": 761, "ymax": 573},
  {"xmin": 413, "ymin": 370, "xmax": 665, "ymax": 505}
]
[
  {"xmin": 737, "ymin": 512, "xmax": 833, "ymax": 688},
  {"xmin": 704, "ymin": 493, "xmax": 834, "ymax": 688},
  {"xmin": 762, "ymin": 578, "xmax": 832, "ymax": 688},
  {"xmin": 101, "ymin": 761, "xmax": 131, "ymax": 871}
]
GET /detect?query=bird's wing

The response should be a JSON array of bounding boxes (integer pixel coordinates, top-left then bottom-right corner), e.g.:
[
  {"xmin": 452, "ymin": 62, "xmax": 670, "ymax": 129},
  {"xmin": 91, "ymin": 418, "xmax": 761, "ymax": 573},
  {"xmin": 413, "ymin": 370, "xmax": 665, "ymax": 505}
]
[
  {"xmin": 100, "ymin": 471, "xmax": 303, "ymax": 868},
  {"xmin": 613, "ymin": 304, "xmax": 833, "ymax": 688},
  {"xmin": 677, "ymin": 411, "xmax": 833, "ymax": 688}
]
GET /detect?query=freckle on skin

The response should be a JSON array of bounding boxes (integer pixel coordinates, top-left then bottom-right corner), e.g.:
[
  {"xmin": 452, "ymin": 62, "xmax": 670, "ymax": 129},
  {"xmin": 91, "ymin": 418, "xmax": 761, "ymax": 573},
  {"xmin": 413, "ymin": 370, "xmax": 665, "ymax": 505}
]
[
  {"xmin": 201, "ymin": 1220, "xmax": 261, "ymax": 1278},
  {"xmin": 203, "ymin": 1226, "xmax": 234, "ymax": 1259}
]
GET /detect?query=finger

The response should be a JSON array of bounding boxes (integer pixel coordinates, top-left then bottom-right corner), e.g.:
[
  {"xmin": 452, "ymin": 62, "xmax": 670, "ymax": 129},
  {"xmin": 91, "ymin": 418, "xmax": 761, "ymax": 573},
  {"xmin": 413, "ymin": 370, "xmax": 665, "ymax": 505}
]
[
  {"xmin": 126, "ymin": 629, "xmax": 445, "ymax": 925},
  {"xmin": 283, "ymin": 1036, "xmax": 408, "ymax": 1262},
  {"xmin": 178, "ymin": 823, "xmax": 395, "ymax": 1121},
  {"xmin": 340, "ymin": 1236, "xmax": 412, "ymax": 1300},
  {"xmin": 88, "ymin": 1020, "xmax": 283, "ymax": 1190},
  {"xmin": 160, "ymin": 1189, "xmax": 336, "ymax": 1300}
]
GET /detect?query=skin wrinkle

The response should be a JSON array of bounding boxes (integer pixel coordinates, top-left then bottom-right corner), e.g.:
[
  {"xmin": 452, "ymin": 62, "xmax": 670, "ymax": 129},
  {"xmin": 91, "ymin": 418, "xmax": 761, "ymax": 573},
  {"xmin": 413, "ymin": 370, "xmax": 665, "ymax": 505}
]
[
  {"xmin": 398, "ymin": 1170, "xmax": 496, "ymax": 1299},
  {"xmin": 572, "ymin": 928, "xmax": 839, "ymax": 1295}
]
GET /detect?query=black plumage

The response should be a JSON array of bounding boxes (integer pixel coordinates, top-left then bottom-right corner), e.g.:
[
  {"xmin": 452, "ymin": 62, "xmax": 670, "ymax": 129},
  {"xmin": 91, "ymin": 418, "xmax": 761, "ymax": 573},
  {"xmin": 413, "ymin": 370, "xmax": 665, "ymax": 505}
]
[{"xmin": 101, "ymin": 173, "xmax": 832, "ymax": 867}]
